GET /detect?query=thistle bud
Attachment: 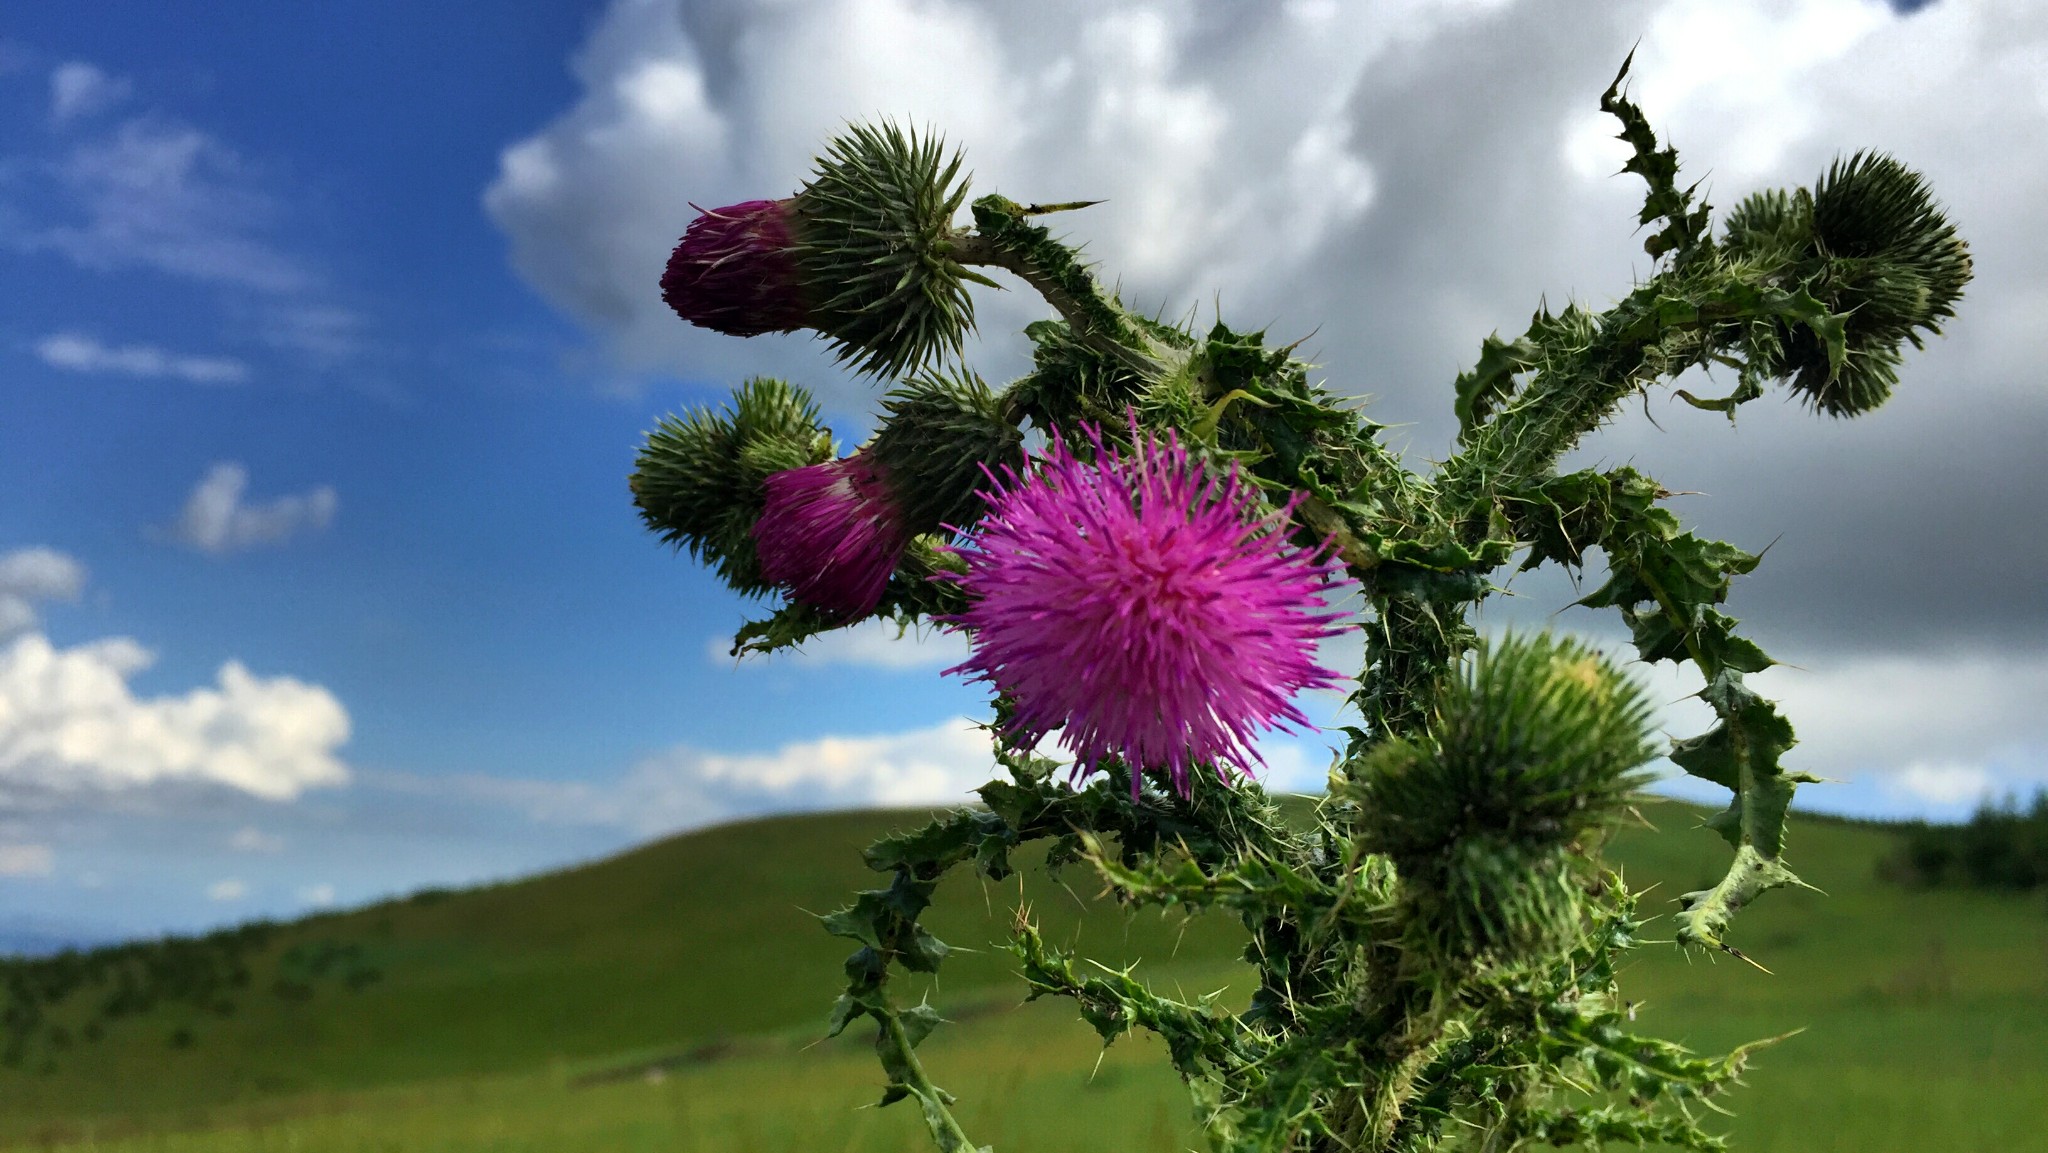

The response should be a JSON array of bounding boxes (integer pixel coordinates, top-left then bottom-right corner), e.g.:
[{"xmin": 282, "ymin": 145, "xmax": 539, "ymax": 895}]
[
  {"xmin": 751, "ymin": 452, "xmax": 913, "ymax": 619},
  {"xmin": 1723, "ymin": 152, "xmax": 1971, "ymax": 417},
  {"xmin": 1348, "ymin": 634, "xmax": 1658, "ymax": 963},
  {"xmin": 867, "ymin": 372, "xmax": 1024, "ymax": 533},
  {"xmin": 749, "ymin": 373, "xmax": 1021, "ymax": 619},
  {"xmin": 661, "ymin": 200, "xmax": 811, "ymax": 338},
  {"xmin": 631, "ymin": 377, "xmax": 831, "ymax": 595},
  {"xmin": 661, "ymin": 123, "xmax": 981, "ymax": 380}
]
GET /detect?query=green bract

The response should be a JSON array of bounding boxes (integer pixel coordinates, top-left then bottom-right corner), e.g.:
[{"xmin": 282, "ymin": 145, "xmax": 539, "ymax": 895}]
[
  {"xmin": 630, "ymin": 376, "xmax": 831, "ymax": 595},
  {"xmin": 789, "ymin": 122, "xmax": 987, "ymax": 380},
  {"xmin": 867, "ymin": 370, "xmax": 1024, "ymax": 533}
]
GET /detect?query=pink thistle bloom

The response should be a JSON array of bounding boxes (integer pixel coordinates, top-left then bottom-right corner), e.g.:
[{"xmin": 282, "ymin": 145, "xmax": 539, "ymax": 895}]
[
  {"xmin": 660, "ymin": 199, "xmax": 811, "ymax": 337},
  {"xmin": 753, "ymin": 453, "xmax": 912, "ymax": 618},
  {"xmin": 943, "ymin": 426, "xmax": 1351, "ymax": 797}
]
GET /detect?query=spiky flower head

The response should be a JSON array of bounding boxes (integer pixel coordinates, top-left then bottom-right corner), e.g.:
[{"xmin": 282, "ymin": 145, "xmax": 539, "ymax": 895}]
[
  {"xmin": 660, "ymin": 199, "xmax": 811, "ymax": 338},
  {"xmin": 941, "ymin": 423, "xmax": 1349, "ymax": 798},
  {"xmin": 631, "ymin": 377, "xmax": 832, "ymax": 595},
  {"xmin": 1723, "ymin": 151, "xmax": 1971, "ymax": 417},
  {"xmin": 752, "ymin": 452, "xmax": 913, "ymax": 619},
  {"xmin": 1347, "ymin": 633, "xmax": 1659, "ymax": 964},
  {"xmin": 661, "ymin": 124, "xmax": 982, "ymax": 380}
]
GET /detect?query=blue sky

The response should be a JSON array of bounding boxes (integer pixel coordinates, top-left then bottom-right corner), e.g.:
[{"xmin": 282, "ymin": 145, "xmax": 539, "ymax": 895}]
[{"xmin": 3, "ymin": 0, "xmax": 2044, "ymax": 942}]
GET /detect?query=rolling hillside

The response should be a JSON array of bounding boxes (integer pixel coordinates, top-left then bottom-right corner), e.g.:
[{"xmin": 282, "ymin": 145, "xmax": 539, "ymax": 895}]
[{"xmin": 3, "ymin": 801, "xmax": 2044, "ymax": 1151}]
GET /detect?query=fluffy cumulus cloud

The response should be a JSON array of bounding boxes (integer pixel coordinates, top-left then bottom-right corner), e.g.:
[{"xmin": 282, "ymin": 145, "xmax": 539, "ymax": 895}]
[
  {"xmin": 485, "ymin": 0, "xmax": 1424, "ymax": 400},
  {"xmin": 0, "ymin": 632, "xmax": 351, "ymax": 801},
  {"xmin": 495, "ymin": 0, "xmax": 2048, "ymax": 807},
  {"xmin": 423, "ymin": 716, "xmax": 1344, "ymax": 841},
  {"xmin": 573, "ymin": 717, "xmax": 994, "ymax": 835},
  {"xmin": 164, "ymin": 462, "xmax": 337, "ymax": 555},
  {"xmin": 34, "ymin": 332, "xmax": 249, "ymax": 384},
  {"xmin": 0, "ymin": 547, "xmax": 86, "ymax": 638}
]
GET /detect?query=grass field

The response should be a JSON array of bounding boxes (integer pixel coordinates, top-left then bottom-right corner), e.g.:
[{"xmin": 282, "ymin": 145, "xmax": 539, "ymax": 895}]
[{"xmin": 3, "ymin": 801, "xmax": 2044, "ymax": 1152}]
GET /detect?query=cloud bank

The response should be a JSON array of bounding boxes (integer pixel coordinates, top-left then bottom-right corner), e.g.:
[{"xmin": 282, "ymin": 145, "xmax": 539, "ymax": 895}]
[
  {"xmin": 0, "ymin": 632, "xmax": 351, "ymax": 801},
  {"xmin": 491, "ymin": 0, "xmax": 2048, "ymax": 809}
]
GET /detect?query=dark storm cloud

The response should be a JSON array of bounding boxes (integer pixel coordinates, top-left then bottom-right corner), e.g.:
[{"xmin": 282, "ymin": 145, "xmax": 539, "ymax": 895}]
[
  {"xmin": 487, "ymin": 0, "xmax": 2048, "ymax": 797},
  {"xmin": 1199, "ymin": 0, "xmax": 2047, "ymax": 656}
]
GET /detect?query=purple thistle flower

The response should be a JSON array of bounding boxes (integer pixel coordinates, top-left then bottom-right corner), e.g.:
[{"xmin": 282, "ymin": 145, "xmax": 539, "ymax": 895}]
[
  {"xmin": 942, "ymin": 425, "xmax": 1351, "ymax": 798},
  {"xmin": 661, "ymin": 199, "xmax": 811, "ymax": 337},
  {"xmin": 753, "ymin": 453, "xmax": 912, "ymax": 618}
]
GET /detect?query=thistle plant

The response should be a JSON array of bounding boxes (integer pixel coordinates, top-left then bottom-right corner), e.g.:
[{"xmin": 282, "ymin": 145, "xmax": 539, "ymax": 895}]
[{"xmin": 632, "ymin": 57, "xmax": 1969, "ymax": 1153}]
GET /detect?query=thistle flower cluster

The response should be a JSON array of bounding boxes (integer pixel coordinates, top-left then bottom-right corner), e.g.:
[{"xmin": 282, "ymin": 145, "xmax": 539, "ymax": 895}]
[{"xmin": 633, "ymin": 77, "xmax": 1967, "ymax": 1153}]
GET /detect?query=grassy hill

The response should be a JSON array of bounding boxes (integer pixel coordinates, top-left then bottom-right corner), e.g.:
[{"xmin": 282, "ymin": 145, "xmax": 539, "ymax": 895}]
[{"xmin": 3, "ymin": 801, "xmax": 2045, "ymax": 1152}]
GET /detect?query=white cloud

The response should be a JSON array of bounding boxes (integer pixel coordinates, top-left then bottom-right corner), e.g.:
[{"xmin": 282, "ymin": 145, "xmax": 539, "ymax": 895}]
[
  {"xmin": 0, "ymin": 843, "xmax": 54, "ymax": 877},
  {"xmin": 0, "ymin": 547, "xmax": 86, "ymax": 639},
  {"xmin": 437, "ymin": 717, "xmax": 998, "ymax": 837},
  {"xmin": 1741, "ymin": 651, "xmax": 2048, "ymax": 787},
  {"xmin": 1888, "ymin": 762, "xmax": 1997, "ymax": 807},
  {"xmin": 206, "ymin": 878, "xmax": 247, "ymax": 901},
  {"xmin": 298, "ymin": 882, "xmax": 336, "ymax": 907},
  {"xmin": 22, "ymin": 116, "xmax": 306, "ymax": 293},
  {"xmin": 35, "ymin": 332, "xmax": 249, "ymax": 384},
  {"xmin": 616, "ymin": 716, "xmax": 995, "ymax": 831},
  {"xmin": 48, "ymin": 62, "xmax": 130, "ymax": 127},
  {"xmin": 706, "ymin": 617, "xmax": 972, "ymax": 671},
  {"xmin": 1579, "ymin": 643, "xmax": 2048, "ymax": 810},
  {"xmin": 0, "ymin": 632, "xmax": 351, "ymax": 801},
  {"xmin": 483, "ymin": 0, "xmax": 1451, "ymax": 403},
  {"xmin": 229, "ymin": 826, "xmax": 285, "ymax": 853},
  {"xmin": 431, "ymin": 712, "xmax": 1349, "ymax": 841},
  {"xmin": 165, "ymin": 463, "xmax": 337, "ymax": 555}
]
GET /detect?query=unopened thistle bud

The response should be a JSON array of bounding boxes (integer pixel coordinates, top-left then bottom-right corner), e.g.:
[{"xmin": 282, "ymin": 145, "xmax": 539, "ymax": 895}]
[
  {"xmin": 662, "ymin": 123, "xmax": 984, "ymax": 380},
  {"xmin": 752, "ymin": 453, "xmax": 912, "ymax": 619},
  {"xmin": 1349, "ymin": 633, "xmax": 1659, "ymax": 963},
  {"xmin": 1724, "ymin": 152, "xmax": 1971, "ymax": 417},
  {"xmin": 867, "ymin": 372, "xmax": 1023, "ymax": 532},
  {"xmin": 660, "ymin": 200, "xmax": 810, "ymax": 338},
  {"xmin": 631, "ymin": 377, "xmax": 832, "ymax": 595},
  {"xmin": 750, "ymin": 373, "xmax": 1022, "ymax": 619}
]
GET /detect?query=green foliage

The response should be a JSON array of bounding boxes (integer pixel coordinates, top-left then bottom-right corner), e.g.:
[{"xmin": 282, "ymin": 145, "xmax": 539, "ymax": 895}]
[
  {"xmin": 0, "ymin": 925, "xmax": 376, "ymax": 1071},
  {"xmin": 637, "ymin": 56, "xmax": 1969, "ymax": 1153}
]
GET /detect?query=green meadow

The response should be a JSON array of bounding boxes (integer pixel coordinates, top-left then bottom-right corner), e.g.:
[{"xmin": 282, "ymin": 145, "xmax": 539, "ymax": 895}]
[{"xmin": 3, "ymin": 801, "xmax": 2044, "ymax": 1152}]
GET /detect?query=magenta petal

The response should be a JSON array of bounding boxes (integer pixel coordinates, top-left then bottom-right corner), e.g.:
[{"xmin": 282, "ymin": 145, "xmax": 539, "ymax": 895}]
[
  {"xmin": 941, "ymin": 425, "xmax": 1351, "ymax": 797},
  {"xmin": 753, "ymin": 454, "xmax": 911, "ymax": 618},
  {"xmin": 661, "ymin": 199, "xmax": 810, "ymax": 337}
]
